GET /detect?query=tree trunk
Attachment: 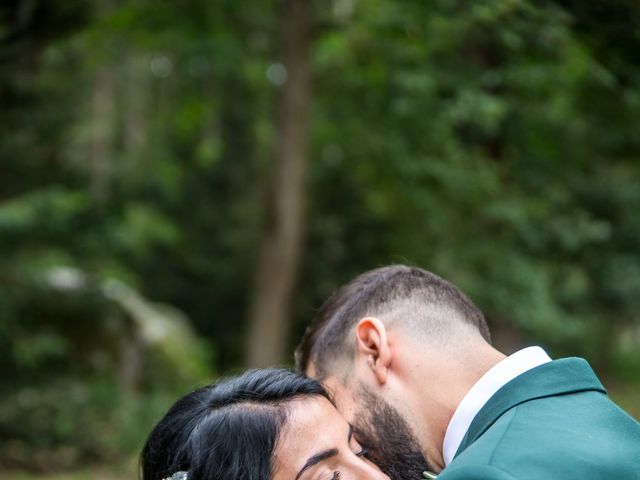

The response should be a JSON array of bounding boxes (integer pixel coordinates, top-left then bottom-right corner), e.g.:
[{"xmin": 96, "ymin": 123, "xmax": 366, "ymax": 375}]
[
  {"xmin": 123, "ymin": 56, "xmax": 148, "ymax": 156},
  {"xmin": 88, "ymin": 66, "xmax": 114, "ymax": 203},
  {"xmin": 88, "ymin": 0, "xmax": 115, "ymax": 203},
  {"xmin": 246, "ymin": 0, "xmax": 312, "ymax": 367}
]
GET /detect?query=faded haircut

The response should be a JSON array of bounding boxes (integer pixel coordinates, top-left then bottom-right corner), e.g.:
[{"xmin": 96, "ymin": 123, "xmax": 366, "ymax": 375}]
[{"xmin": 295, "ymin": 265, "xmax": 490, "ymax": 379}]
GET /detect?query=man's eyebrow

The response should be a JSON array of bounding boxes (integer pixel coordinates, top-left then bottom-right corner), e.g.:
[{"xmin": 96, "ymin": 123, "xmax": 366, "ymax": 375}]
[{"xmin": 294, "ymin": 425, "xmax": 353, "ymax": 480}]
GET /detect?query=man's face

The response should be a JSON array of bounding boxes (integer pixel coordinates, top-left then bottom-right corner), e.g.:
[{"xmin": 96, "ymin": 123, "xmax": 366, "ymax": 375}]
[{"xmin": 323, "ymin": 377, "xmax": 432, "ymax": 480}]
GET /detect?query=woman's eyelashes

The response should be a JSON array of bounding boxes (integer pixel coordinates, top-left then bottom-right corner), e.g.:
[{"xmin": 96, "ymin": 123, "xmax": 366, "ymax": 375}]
[
  {"xmin": 355, "ymin": 447, "xmax": 369, "ymax": 458},
  {"xmin": 349, "ymin": 435, "xmax": 369, "ymax": 458},
  {"xmin": 324, "ymin": 443, "xmax": 368, "ymax": 480}
]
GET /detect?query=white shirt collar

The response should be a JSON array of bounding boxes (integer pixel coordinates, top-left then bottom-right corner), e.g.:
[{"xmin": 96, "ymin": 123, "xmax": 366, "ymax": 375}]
[{"xmin": 442, "ymin": 346, "xmax": 552, "ymax": 466}]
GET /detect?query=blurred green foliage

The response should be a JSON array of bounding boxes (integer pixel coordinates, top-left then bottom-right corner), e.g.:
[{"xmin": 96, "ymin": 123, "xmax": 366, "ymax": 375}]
[
  {"xmin": 1, "ymin": 0, "xmax": 639, "ymax": 473},
  {"xmin": 0, "ymin": 378, "xmax": 176, "ymax": 469}
]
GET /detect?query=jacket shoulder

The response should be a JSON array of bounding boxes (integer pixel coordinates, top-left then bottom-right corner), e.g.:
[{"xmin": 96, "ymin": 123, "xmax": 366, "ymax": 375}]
[{"xmin": 438, "ymin": 465, "xmax": 519, "ymax": 480}]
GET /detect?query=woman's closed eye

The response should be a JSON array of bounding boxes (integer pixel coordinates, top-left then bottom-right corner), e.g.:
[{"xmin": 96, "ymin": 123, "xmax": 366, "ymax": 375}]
[
  {"xmin": 355, "ymin": 446, "xmax": 369, "ymax": 458},
  {"xmin": 347, "ymin": 426, "xmax": 369, "ymax": 459},
  {"xmin": 324, "ymin": 427, "xmax": 370, "ymax": 480},
  {"xmin": 326, "ymin": 445, "xmax": 367, "ymax": 480}
]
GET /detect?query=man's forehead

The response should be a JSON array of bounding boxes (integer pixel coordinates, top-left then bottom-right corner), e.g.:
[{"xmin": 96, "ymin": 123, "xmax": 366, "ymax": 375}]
[
  {"xmin": 305, "ymin": 362, "xmax": 359, "ymax": 414},
  {"xmin": 305, "ymin": 361, "xmax": 317, "ymax": 378},
  {"xmin": 320, "ymin": 375, "xmax": 359, "ymax": 420}
]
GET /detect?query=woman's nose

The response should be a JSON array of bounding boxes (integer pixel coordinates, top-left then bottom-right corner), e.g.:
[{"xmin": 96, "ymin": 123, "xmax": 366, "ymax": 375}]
[{"xmin": 352, "ymin": 458, "xmax": 390, "ymax": 480}]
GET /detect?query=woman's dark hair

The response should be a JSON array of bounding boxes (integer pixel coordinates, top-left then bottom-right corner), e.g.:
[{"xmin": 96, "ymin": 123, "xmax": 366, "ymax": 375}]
[{"xmin": 141, "ymin": 368, "xmax": 331, "ymax": 480}]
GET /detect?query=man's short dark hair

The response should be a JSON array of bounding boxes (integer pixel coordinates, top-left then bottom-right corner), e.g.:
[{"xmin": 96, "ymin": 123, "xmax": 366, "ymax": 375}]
[{"xmin": 295, "ymin": 265, "xmax": 490, "ymax": 378}]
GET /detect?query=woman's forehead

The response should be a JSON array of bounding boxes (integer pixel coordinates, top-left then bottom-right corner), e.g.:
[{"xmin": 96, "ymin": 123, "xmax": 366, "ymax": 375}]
[
  {"xmin": 273, "ymin": 396, "xmax": 349, "ymax": 478},
  {"xmin": 283, "ymin": 396, "xmax": 347, "ymax": 443}
]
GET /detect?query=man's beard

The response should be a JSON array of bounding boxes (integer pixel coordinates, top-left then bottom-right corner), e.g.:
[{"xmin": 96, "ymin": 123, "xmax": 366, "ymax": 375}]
[{"xmin": 353, "ymin": 385, "xmax": 432, "ymax": 480}]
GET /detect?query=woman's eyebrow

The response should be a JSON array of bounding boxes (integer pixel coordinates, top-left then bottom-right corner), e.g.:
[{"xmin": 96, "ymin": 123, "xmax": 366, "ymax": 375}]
[
  {"xmin": 294, "ymin": 425, "xmax": 353, "ymax": 480},
  {"xmin": 295, "ymin": 449, "xmax": 338, "ymax": 480}
]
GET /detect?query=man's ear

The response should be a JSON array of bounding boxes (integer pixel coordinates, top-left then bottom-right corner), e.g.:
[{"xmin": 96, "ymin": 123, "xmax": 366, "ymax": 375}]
[{"xmin": 355, "ymin": 317, "xmax": 391, "ymax": 385}]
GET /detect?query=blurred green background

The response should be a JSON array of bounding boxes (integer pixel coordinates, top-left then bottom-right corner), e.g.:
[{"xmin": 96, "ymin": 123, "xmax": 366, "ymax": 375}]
[{"xmin": 1, "ymin": 0, "xmax": 640, "ymax": 478}]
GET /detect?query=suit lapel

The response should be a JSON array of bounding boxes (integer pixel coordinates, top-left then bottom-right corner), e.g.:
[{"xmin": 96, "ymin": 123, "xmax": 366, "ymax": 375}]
[{"xmin": 454, "ymin": 358, "xmax": 606, "ymax": 460}]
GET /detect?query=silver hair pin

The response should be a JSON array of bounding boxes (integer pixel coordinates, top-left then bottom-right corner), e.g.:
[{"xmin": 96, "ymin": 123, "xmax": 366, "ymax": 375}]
[{"xmin": 163, "ymin": 472, "xmax": 188, "ymax": 480}]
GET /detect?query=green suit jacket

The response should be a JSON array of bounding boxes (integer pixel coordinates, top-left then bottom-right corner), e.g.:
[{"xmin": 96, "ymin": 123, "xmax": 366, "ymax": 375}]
[{"xmin": 438, "ymin": 358, "xmax": 640, "ymax": 479}]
